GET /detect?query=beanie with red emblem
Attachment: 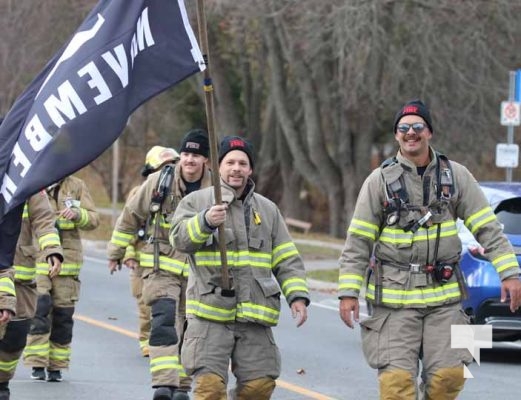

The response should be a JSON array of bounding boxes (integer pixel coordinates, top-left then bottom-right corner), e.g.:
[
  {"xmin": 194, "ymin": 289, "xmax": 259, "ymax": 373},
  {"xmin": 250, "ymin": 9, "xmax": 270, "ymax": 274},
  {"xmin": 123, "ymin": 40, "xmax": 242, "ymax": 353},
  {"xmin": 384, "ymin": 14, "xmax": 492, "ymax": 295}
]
[
  {"xmin": 393, "ymin": 99, "xmax": 433, "ymax": 133},
  {"xmin": 218, "ymin": 136, "xmax": 254, "ymax": 168}
]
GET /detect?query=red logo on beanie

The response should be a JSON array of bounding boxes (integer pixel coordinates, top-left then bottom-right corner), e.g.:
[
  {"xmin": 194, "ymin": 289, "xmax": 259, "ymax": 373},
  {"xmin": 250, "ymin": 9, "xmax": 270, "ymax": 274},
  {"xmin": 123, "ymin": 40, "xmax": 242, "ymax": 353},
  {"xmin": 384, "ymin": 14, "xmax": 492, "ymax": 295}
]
[
  {"xmin": 402, "ymin": 105, "xmax": 419, "ymax": 115},
  {"xmin": 229, "ymin": 139, "xmax": 245, "ymax": 148}
]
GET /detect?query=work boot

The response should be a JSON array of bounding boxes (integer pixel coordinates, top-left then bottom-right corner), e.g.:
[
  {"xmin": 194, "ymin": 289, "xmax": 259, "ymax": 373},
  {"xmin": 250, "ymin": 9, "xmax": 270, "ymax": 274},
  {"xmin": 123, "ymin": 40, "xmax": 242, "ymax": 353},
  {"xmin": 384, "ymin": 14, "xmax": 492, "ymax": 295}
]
[
  {"xmin": 0, "ymin": 388, "xmax": 9, "ymax": 400},
  {"xmin": 172, "ymin": 390, "xmax": 189, "ymax": 400},
  {"xmin": 0, "ymin": 382, "xmax": 9, "ymax": 400},
  {"xmin": 47, "ymin": 370, "xmax": 63, "ymax": 382},
  {"xmin": 31, "ymin": 367, "xmax": 46, "ymax": 381},
  {"xmin": 152, "ymin": 386, "xmax": 174, "ymax": 400}
]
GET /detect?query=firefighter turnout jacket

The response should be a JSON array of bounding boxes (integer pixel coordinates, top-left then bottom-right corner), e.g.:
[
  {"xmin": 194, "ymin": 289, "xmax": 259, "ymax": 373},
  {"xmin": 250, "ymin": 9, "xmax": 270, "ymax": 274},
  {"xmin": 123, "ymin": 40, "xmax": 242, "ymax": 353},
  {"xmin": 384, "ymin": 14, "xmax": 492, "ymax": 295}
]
[
  {"xmin": 16, "ymin": 193, "xmax": 63, "ymax": 284},
  {"xmin": 36, "ymin": 176, "xmax": 98, "ymax": 277},
  {"xmin": 339, "ymin": 147, "xmax": 520, "ymax": 308},
  {"xmin": 170, "ymin": 178, "xmax": 310, "ymax": 326},
  {"xmin": 108, "ymin": 163, "xmax": 212, "ymax": 276}
]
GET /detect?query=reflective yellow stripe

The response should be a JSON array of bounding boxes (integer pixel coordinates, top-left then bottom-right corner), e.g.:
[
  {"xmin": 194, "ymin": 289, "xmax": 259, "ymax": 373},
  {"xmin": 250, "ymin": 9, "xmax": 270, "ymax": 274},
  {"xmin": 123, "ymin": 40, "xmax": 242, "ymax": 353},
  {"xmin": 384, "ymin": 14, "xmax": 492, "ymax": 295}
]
[
  {"xmin": 237, "ymin": 302, "xmax": 280, "ymax": 325},
  {"xmin": 380, "ymin": 221, "xmax": 458, "ymax": 245},
  {"xmin": 492, "ymin": 253, "xmax": 519, "ymax": 273},
  {"xmin": 23, "ymin": 343, "xmax": 50, "ymax": 358},
  {"xmin": 465, "ymin": 206, "xmax": 496, "ymax": 235},
  {"xmin": 186, "ymin": 300, "xmax": 236, "ymax": 322},
  {"xmin": 38, "ymin": 232, "xmax": 61, "ymax": 248},
  {"xmin": 150, "ymin": 355, "xmax": 184, "ymax": 373},
  {"xmin": 338, "ymin": 273, "xmax": 364, "ymax": 291},
  {"xmin": 187, "ymin": 215, "xmax": 209, "ymax": 244},
  {"xmin": 366, "ymin": 282, "xmax": 461, "ymax": 305},
  {"xmin": 348, "ymin": 218, "xmax": 379, "ymax": 241},
  {"xmin": 49, "ymin": 346, "xmax": 71, "ymax": 361},
  {"xmin": 272, "ymin": 242, "xmax": 299, "ymax": 267},
  {"xmin": 22, "ymin": 203, "xmax": 29, "ymax": 219},
  {"xmin": 280, "ymin": 277, "xmax": 308, "ymax": 297},
  {"xmin": 139, "ymin": 254, "xmax": 185, "ymax": 274},
  {"xmin": 0, "ymin": 277, "xmax": 15, "ymax": 296},
  {"xmin": 194, "ymin": 250, "xmax": 271, "ymax": 268},
  {"xmin": 36, "ymin": 262, "xmax": 81, "ymax": 276},
  {"xmin": 110, "ymin": 230, "xmax": 134, "ymax": 247},
  {"xmin": 14, "ymin": 265, "xmax": 36, "ymax": 281},
  {"xmin": 76, "ymin": 208, "xmax": 89, "ymax": 228},
  {"xmin": 56, "ymin": 218, "xmax": 75, "ymax": 230},
  {"xmin": 0, "ymin": 359, "xmax": 18, "ymax": 372}
]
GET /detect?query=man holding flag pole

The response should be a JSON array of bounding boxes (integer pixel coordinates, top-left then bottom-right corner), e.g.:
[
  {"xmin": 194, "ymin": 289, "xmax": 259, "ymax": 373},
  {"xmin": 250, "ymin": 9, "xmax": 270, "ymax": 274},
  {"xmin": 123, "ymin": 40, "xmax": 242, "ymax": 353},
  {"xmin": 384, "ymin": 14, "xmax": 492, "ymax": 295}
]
[{"xmin": 0, "ymin": 1, "xmax": 206, "ymax": 398}]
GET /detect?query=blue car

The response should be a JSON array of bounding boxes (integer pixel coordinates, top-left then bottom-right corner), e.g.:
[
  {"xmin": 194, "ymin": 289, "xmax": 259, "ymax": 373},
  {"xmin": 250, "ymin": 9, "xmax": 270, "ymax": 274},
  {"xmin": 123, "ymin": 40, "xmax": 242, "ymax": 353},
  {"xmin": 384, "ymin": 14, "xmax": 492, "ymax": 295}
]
[{"xmin": 459, "ymin": 181, "xmax": 521, "ymax": 341}]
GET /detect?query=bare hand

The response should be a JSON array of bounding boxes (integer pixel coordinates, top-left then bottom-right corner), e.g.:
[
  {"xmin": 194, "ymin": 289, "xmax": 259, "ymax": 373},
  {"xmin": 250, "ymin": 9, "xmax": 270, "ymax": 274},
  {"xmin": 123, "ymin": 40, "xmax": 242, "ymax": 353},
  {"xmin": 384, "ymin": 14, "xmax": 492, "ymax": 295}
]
[
  {"xmin": 501, "ymin": 277, "xmax": 521, "ymax": 312},
  {"xmin": 108, "ymin": 260, "xmax": 122, "ymax": 275},
  {"xmin": 339, "ymin": 297, "xmax": 359, "ymax": 329},
  {"xmin": 0, "ymin": 310, "xmax": 13, "ymax": 324},
  {"xmin": 290, "ymin": 299, "xmax": 308, "ymax": 327},
  {"xmin": 60, "ymin": 207, "xmax": 79, "ymax": 221},
  {"xmin": 205, "ymin": 204, "xmax": 227, "ymax": 228},
  {"xmin": 48, "ymin": 255, "xmax": 62, "ymax": 278},
  {"xmin": 123, "ymin": 259, "xmax": 139, "ymax": 270}
]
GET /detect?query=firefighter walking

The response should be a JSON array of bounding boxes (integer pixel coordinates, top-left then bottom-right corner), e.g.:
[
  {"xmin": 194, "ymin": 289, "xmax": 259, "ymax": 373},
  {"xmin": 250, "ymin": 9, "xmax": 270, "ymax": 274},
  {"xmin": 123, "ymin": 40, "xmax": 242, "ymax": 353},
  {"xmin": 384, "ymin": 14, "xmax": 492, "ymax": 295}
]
[
  {"xmin": 23, "ymin": 175, "xmax": 99, "ymax": 382},
  {"xmin": 107, "ymin": 129, "xmax": 212, "ymax": 400},
  {"xmin": 119, "ymin": 146, "xmax": 180, "ymax": 358},
  {"xmin": 0, "ymin": 192, "xmax": 63, "ymax": 399},
  {"xmin": 170, "ymin": 136, "xmax": 310, "ymax": 400},
  {"xmin": 338, "ymin": 100, "xmax": 521, "ymax": 399}
]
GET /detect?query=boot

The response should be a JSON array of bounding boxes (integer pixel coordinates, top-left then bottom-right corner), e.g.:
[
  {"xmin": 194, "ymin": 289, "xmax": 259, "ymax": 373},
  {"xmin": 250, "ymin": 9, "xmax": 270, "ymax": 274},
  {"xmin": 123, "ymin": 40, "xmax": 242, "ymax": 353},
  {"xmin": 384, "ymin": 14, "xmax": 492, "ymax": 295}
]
[
  {"xmin": 153, "ymin": 386, "xmax": 174, "ymax": 400},
  {"xmin": 172, "ymin": 390, "xmax": 190, "ymax": 400},
  {"xmin": 0, "ymin": 382, "xmax": 9, "ymax": 400}
]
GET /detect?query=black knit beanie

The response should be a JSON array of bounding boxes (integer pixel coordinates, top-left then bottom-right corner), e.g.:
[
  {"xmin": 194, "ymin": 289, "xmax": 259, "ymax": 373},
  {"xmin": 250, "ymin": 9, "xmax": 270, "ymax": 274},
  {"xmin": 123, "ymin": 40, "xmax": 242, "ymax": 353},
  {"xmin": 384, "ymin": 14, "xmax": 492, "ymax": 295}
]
[
  {"xmin": 218, "ymin": 136, "xmax": 254, "ymax": 168},
  {"xmin": 179, "ymin": 129, "xmax": 209, "ymax": 157},
  {"xmin": 393, "ymin": 100, "xmax": 433, "ymax": 133}
]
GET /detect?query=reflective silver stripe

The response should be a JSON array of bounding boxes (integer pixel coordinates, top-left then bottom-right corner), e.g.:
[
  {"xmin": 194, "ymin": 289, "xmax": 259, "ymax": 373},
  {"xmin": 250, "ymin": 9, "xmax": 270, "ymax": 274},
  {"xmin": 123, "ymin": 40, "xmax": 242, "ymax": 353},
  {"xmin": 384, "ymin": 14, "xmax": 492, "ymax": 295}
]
[
  {"xmin": 150, "ymin": 355, "xmax": 183, "ymax": 372},
  {"xmin": 237, "ymin": 302, "xmax": 279, "ymax": 325},
  {"xmin": 140, "ymin": 254, "xmax": 185, "ymax": 274},
  {"xmin": 272, "ymin": 242, "xmax": 299, "ymax": 267},
  {"xmin": 187, "ymin": 215, "xmax": 209, "ymax": 243}
]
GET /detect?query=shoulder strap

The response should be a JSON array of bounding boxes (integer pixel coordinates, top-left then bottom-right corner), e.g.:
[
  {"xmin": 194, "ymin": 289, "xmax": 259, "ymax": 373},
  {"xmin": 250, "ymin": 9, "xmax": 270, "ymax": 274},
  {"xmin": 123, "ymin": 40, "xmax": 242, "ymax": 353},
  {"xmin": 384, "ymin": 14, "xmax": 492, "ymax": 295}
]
[
  {"xmin": 150, "ymin": 164, "xmax": 174, "ymax": 213},
  {"xmin": 435, "ymin": 152, "xmax": 454, "ymax": 201}
]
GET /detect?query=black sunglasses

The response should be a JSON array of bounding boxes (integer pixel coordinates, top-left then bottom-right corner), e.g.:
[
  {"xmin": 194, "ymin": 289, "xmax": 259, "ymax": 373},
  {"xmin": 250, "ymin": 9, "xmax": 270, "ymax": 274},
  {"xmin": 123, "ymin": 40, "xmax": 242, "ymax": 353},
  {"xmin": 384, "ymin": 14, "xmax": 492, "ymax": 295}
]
[{"xmin": 397, "ymin": 122, "xmax": 426, "ymax": 134}]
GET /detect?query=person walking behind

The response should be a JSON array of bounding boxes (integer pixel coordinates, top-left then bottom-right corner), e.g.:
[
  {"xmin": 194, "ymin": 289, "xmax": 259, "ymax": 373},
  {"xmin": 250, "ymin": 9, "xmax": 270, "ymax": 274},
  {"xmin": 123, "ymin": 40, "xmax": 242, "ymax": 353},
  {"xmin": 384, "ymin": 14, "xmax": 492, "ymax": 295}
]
[
  {"xmin": 0, "ymin": 192, "xmax": 63, "ymax": 399},
  {"xmin": 116, "ymin": 146, "xmax": 180, "ymax": 358},
  {"xmin": 108, "ymin": 129, "xmax": 212, "ymax": 400},
  {"xmin": 338, "ymin": 99, "xmax": 521, "ymax": 400},
  {"xmin": 169, "ymin": 136, "xmax": 310, "ymax": 400},
  {"xmin": 23, "ymin": 175, "xmax": 99, "ymax": 382}
]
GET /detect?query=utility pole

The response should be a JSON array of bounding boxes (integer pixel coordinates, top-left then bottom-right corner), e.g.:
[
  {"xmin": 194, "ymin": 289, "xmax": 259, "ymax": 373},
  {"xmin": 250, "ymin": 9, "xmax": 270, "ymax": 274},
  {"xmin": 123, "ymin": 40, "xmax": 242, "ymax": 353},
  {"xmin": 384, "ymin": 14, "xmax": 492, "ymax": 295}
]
[{"xmin": 498, "ymin": 71, "xmax": 520, "ymax": 182}]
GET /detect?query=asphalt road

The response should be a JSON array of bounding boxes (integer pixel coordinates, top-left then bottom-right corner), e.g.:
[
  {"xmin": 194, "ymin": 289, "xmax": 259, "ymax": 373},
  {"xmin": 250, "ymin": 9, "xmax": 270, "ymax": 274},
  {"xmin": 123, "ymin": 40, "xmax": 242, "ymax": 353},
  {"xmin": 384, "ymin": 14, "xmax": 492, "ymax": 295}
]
[{"xmin": 8, "ymin": 240, "xmax": 521, "ymax": 400}]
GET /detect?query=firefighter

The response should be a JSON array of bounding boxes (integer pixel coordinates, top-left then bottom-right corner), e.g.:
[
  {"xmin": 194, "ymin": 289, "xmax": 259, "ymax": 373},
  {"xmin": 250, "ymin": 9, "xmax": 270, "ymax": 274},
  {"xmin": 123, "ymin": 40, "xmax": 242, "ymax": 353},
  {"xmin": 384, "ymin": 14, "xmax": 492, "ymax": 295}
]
[
  {"xmin": 23, "ymin": 175, "xmax": 99, "ymax": 382},
  {"xmin": 0, "ymin": 192, "xmax": 63, "ymax": 399},
  {"xmin": 338, "ymin": 100, "xmax": 521, "ymax": 399},
  {"xmin": 107, "ymin": 129, "xmax": 212, "ymax": 400},
  {"xmin": 169, "ymin": 136, "xmax": 310, "ymax": 400},
  {"xmin": 117, "ymin": 146, "xmax": 180, "ymax": 358}
]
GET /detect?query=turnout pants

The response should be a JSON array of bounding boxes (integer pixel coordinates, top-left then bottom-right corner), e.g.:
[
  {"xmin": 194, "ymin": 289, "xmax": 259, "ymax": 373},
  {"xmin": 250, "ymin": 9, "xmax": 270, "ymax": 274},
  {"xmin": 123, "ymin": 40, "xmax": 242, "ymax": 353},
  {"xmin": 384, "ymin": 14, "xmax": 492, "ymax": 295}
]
[
  {"xmin": 182, "ymin": 318, "xmax": 280, "ymax": 400},
  {"xmin": 360, "ymin": 302, "xmax": 473, "ymax": 400},
  {"xmin": 130, "ymin": 266, "xmax": 151, "ymax": 352},
  {"xmin": 142, "ymin": 269, "xmax": 191, "ymax": 390},
  {"xmin": 0, "ymin": 282, "xmax": 38, "ymax": 382},
  {"xmin": 23, "ymin": 275, "xmax": 80, "ymax": 370}
]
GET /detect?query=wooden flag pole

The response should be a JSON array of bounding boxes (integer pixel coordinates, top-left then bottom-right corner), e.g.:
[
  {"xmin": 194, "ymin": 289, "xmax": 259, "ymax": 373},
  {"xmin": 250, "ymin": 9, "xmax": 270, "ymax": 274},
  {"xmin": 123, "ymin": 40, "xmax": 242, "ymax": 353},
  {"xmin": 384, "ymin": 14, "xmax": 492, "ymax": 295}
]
[{"xmin": 195, "ymin": 0, "xmax": 231, "ymax": 292}]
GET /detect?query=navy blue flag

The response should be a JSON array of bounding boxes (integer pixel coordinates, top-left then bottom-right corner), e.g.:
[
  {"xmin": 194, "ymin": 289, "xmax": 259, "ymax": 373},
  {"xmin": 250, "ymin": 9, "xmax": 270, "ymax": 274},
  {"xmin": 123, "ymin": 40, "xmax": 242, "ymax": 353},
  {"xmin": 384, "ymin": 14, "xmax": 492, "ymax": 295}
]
[{"xmin": 0, "ymin": 0, "xmax": 205, "ymax": 268}]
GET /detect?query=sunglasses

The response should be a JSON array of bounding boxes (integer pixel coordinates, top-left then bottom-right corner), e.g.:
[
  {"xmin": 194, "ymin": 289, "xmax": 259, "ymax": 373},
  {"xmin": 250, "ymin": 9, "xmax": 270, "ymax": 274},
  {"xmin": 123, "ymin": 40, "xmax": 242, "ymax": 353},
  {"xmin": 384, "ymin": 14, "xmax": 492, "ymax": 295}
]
[{"xmin": 397, "ymin": 122, "xmax": 426, "ymax": 134}]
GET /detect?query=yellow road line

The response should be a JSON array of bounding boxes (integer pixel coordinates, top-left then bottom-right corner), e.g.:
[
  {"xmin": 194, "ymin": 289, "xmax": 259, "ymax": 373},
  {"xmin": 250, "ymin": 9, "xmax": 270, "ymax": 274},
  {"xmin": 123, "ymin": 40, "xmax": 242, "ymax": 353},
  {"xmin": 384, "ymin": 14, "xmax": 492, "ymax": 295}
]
[{"xmin": 74, "ymin": 313, "xmax": 337, "ymax": 400}]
